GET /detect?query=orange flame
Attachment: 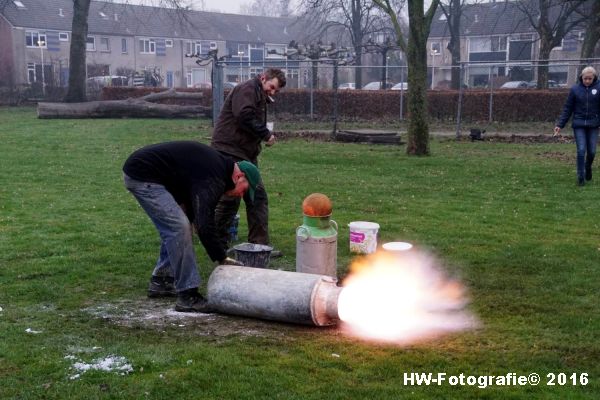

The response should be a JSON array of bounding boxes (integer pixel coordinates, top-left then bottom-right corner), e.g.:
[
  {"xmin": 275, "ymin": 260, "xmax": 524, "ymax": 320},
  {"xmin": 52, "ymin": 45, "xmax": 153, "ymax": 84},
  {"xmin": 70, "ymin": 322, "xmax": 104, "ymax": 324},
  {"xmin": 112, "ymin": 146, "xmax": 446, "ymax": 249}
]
[{"xmin": 337, "ymin": 249, "xmax": 477, "ymax": 344}]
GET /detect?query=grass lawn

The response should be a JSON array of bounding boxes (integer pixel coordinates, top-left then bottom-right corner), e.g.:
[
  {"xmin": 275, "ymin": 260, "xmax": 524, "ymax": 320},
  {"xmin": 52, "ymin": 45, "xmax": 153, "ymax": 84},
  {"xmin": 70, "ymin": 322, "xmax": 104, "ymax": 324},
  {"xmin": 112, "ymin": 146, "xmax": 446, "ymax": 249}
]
[{"xmin": 0, "ymin": 106, "xmax": 598, "ymax": 399}]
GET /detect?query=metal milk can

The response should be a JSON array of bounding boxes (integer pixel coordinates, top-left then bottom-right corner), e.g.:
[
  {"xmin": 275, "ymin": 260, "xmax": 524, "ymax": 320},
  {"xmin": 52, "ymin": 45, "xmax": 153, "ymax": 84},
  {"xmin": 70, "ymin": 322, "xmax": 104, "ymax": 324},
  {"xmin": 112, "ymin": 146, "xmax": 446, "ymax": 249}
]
[{"xmin": 296, "ymin": 214, "xmax": 338, "ymax": 278}]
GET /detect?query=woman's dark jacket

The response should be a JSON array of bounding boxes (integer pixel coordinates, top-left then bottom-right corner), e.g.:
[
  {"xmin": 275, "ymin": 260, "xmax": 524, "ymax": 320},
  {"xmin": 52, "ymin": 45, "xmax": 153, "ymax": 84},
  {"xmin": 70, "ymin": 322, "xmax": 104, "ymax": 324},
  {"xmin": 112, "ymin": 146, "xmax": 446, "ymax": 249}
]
[{"xmin": 556, "ymin": 75, "xmax": 600, "ymax": 129}]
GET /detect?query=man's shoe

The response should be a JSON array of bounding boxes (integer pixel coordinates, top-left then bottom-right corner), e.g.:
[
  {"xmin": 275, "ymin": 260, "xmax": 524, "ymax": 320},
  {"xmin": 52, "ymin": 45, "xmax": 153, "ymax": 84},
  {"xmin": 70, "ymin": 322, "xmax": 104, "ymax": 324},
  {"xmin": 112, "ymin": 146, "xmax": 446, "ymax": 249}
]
[
  {"xmin": 585, "ymin": 166, "xmax": 592, "ymax": 181},
  {"xmin": 578, "ymin": 177, "xmax": 585, "ymax": 187},
  {"xmin": 175, "ymin": 290, "xmax": 213, "ymax": 313},
  {"xmin": 147, "ymin": 276, "xmax": 176, "ymax": 298}
]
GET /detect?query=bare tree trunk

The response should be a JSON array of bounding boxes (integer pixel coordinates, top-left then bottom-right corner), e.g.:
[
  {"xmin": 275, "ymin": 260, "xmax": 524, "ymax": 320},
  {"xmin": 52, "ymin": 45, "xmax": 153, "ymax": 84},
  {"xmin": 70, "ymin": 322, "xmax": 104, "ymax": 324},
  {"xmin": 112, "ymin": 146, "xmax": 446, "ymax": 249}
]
[
  {"xmin": 537, "ymin": 39, "xmax": 553, "ymax": 89},
  {"xmin": 447, "ymin": 0, "xmax": 462, "ymax": 90},
  {"xmin": 64, "ymin": 0, "xmax": 91, "ymax": 103},
  {"xmin": 580, "ymin": 1, "xmax": 600, "ymax": 64},
  {"xmin": 406, "ymin": 0, "xmax": 433, "ymax": 156}
]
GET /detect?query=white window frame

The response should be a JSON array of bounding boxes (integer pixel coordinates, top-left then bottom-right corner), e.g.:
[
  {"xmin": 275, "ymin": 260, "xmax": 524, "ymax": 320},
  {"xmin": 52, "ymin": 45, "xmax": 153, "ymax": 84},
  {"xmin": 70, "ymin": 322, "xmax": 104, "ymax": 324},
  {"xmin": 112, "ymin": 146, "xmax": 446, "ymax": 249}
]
[
  {"xmin": 59, "ymin": 32, "xmax": 69, "ymax": 41},
  {"xmin": 139, "ymin": 38, "xmax": 156, "ymax": 54},
  {"xmin": 27, "ymin": 63, "xmax": 36, "ymax": 83},
  {"xmin": 186, "ymin": 41, "xmax": 193, "ymax": 55},
  {"xmin": 121, "ymin": 38, "xmax": 127, "ymax": 53},
  {"xmin": 86, "ymin": 36, "xmax": 96, "ymax": 51},
  {"xmin": 492, "ymin": 36, "xmax": 507, "ymax": 52},
  {"xmin": 99, "ymin": 37, "xmax": 110, "ymax": 52},
  {"xmin": 26, "ymin": 31, "xmax": 46, "ymax": 48},
  {"xmin": 430, "ymin": 41, "xmax": 441, "ymax": 54},
  {"xmin": 468, "ymin": 36, "xmax": 506, "ymax": 53},
  {"xmin": 165, "ymin": 39, "xmax": 173, "ymax": 47}
]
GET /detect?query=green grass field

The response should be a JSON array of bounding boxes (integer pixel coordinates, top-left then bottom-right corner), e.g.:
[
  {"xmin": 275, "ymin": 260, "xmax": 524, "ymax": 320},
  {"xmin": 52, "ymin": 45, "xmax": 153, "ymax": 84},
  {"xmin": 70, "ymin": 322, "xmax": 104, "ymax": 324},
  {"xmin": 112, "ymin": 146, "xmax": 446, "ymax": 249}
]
[{"xmin": 0, "ymin": 107, "xmax": 598, "ymax": 399}]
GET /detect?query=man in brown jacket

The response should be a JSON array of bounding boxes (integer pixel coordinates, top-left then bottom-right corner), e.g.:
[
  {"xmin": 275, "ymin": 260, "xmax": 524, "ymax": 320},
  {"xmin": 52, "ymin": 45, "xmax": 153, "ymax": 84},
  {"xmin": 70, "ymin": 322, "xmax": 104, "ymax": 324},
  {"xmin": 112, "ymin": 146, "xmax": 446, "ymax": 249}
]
[{"xmin": 211, "ymin": 68, "xmax": 286, "ymax": 253}]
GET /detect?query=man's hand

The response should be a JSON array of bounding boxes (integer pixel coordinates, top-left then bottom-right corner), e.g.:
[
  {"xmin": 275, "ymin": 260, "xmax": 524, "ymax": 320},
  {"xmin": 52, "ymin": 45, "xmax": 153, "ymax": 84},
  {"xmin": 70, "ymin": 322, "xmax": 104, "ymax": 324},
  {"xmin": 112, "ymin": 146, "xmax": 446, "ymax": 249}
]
[
  {"xmin": 265, "ymin": 134, "xmax": 276, "ymax": 147},
  {"xmin": 220, "ymin": 257, "xmax": 244, "ymax": 266}
]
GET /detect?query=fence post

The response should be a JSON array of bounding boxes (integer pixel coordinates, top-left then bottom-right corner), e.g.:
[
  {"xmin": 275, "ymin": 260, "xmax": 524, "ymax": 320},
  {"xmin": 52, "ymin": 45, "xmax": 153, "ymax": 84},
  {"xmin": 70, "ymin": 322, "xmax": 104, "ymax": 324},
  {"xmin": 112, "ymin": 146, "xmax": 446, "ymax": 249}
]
[
  {"xmin": 455, "ymin": 62, "xmax": 464, "ymax": 140},
  {"xmin": 399, "ymin": 66, "xmax": 404, "ymax": 121},
  {"xmin": 488, "ymin": 65, "xmax": 493, "ymax": 123},
  {"xmin": 211, "ymin": 60, "xmax": 224, "ymax": 127},
  {"xmin": 332, "ymin": 60, "xmax": 339, "ymax": 134}
]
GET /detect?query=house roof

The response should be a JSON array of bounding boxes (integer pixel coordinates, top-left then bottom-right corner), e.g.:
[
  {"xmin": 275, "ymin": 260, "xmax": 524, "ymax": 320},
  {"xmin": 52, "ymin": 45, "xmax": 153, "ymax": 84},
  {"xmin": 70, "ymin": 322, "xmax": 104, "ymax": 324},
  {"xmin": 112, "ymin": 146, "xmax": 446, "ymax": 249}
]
[
  {"xmin": 1, "ymin": 0, "xmax": 302, "ymax": 43},
  {"xmin": 430, "ymin": 1, "xmax": 536, "ymax": 38}
]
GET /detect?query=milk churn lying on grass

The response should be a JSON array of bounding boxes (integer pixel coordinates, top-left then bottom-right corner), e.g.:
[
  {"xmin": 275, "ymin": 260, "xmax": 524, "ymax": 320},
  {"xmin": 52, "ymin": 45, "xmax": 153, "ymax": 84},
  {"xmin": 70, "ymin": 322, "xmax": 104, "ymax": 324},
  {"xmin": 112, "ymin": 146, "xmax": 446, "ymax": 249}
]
[
  {"xmin": 207, "ymin": 265, "xmax": 341, "ymax": 326},
  {"xmin": 296, "ymin": 193, "xmax": 338, "ymax": 278}
]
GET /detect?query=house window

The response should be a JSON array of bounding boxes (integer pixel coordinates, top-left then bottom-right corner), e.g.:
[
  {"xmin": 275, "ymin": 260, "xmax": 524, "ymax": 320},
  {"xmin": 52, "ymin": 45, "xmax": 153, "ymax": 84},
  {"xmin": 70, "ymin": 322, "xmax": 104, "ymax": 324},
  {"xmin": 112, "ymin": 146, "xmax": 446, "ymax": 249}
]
[
  {"xmin": 121, "ymin": 38, "xmax": 127, "ymax": 53},
  {"xmin": 195, "ymin": 41, "xmax": 203, "ymax": 55},
  {"xmin": 431, "ymin": 42, "xmax": 441, "ymax": 54},
  {"xmin": 100, "ymin": 37, "xmax": 110, "ymax": 52},
  {"xmin": 86, "ymin": 36, "xmax": 96, "ymax": 51},
  {"xmin": 26, "ymin": 31, "xmax": 46, "ymax": 47},
  {"xmin": 469, "ymin": 37, "xmax": 506, "ymax": 53},
  {"xmin": 27, "ymin": 63, "xmax": 35, "ymax": 83},
  {"xmin": 186, "ymin": 41, "xmax": 193, "ymax": 55},
  {"xmin": 59, "ymin": 32, "xmax": 69, "ymax": 41},
  {"xmin": 139, "ymin": 38, "xmax": 156, "ymax": 54},
  {"xmin": 165, "ymin": 39, "xmax": 173, "ymax": 47},
  {"xmin": 491, "ymin": 36, "xmax": 507, "ymax": 52},
  {"xmin": 186, "ymin": 71, "xmax": 192, "ymax": 87},
  {"xmin": 13, "ymin": 0, "xmax": 25, "ymax": 8}
]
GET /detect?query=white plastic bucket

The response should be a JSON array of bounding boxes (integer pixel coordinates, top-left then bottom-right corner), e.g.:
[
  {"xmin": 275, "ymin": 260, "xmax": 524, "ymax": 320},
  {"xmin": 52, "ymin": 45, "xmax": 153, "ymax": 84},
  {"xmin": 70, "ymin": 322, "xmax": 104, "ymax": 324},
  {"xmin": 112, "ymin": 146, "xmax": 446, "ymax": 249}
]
[
  {"xmin": 348, "ymin": 221, "xmax": 380, "ymax": 254},
  {"xmin": 382, "ymin": 242, "xmax": 413, "ymax": 253}
]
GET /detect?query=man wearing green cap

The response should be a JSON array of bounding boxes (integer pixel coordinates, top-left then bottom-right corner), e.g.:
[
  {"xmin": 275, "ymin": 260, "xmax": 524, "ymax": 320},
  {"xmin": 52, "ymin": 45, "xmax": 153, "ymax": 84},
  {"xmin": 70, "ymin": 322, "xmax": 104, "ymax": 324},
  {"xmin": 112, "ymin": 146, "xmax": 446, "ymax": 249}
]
[{"xmin": 123, "ymin": 141, "xmax": 261, "ymax": 313}]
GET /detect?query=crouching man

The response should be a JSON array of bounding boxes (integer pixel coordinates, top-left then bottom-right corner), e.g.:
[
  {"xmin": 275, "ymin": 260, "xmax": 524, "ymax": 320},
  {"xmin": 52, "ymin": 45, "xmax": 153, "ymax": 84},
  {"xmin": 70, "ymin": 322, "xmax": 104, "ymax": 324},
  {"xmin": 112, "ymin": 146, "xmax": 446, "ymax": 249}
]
[{"xmin": 123, "ymin": 141, "xmax": 260, "ymax": 312}]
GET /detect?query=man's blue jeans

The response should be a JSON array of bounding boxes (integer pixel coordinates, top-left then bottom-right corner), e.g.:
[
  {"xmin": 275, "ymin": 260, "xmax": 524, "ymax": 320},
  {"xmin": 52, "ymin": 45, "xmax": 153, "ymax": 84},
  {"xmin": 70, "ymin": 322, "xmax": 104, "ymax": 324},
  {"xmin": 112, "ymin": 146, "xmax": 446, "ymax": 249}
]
[
  {"xmin": 124, "ymin": 174, "xmax": 200, "ymax": 292},
  {"xmin": 573, "ymin": 127, "xmax": 598, "ymax": 179}
]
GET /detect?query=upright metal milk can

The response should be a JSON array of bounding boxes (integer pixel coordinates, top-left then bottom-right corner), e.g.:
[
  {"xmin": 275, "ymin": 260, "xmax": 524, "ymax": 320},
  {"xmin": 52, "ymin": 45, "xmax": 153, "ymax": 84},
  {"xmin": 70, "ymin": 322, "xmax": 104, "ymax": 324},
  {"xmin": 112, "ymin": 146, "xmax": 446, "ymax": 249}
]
[{"xmin": 296, "ymin": 214, "xmax": 338, "ymax": 278}]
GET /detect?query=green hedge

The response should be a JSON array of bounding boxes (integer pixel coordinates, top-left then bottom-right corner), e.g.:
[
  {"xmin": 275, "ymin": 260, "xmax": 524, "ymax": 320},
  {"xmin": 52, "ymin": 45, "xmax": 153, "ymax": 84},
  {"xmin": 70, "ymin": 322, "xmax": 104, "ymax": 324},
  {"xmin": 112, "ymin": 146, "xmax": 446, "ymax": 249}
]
[{"xmin": 102, "ymin": 87, "xmax": 568, "ymax": 122}]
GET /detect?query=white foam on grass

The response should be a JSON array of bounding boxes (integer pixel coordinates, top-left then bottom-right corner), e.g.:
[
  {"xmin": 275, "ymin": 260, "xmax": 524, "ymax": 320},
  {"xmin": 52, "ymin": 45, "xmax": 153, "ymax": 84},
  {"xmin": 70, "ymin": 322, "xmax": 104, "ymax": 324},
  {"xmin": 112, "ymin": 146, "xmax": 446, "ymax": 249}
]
[{"xmin": 69, "ymin": 355, "xmax": 133, "ymax": 380}]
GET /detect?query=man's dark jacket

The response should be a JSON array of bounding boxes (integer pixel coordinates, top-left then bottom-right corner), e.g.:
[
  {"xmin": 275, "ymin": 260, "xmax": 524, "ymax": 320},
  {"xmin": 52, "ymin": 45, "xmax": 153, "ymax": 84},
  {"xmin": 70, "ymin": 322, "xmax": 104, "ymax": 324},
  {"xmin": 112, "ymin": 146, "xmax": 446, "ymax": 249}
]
[
  {"xmin": 123, "ymin": 141, "xmax": 234, "ymax": 262},
  {"xmin": 211, "ymin": 76, "xmax": 270, "ymax": 163}
]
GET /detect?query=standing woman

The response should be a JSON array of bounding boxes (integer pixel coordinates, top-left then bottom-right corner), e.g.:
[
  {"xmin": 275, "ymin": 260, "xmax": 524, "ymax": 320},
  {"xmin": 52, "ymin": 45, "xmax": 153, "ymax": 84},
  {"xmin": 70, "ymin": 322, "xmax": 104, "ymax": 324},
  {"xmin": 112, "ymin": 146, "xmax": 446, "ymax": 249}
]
[{"xmin": 554, "ymin": 66, "xmax": 600, "ymax": 186}]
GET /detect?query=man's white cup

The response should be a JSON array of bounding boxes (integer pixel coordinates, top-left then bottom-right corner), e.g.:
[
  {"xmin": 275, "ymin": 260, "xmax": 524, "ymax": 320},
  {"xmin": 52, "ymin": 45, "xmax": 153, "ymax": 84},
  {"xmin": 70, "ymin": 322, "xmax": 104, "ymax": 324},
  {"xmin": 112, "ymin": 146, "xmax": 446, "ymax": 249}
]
[{"xmin": 266, "ymin": 122, "xmax": 274, "ymax": 131}]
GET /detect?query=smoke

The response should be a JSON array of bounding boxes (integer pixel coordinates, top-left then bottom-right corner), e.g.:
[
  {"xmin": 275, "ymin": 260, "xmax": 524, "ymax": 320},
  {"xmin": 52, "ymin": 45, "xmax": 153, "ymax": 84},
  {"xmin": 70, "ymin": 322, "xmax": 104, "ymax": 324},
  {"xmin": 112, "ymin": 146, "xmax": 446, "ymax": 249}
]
[{"xmin": 337, "ymin": 249, "xmax": 478, "ymax": 344}]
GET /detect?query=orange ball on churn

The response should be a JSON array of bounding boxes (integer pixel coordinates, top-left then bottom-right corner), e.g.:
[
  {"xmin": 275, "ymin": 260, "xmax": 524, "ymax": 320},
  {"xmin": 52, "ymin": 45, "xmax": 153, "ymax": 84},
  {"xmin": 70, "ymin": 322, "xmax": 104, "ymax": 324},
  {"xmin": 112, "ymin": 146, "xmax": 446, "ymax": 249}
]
[{"xmin": 302, "ymin": 193, "xmax": 333, "ymax": 217}]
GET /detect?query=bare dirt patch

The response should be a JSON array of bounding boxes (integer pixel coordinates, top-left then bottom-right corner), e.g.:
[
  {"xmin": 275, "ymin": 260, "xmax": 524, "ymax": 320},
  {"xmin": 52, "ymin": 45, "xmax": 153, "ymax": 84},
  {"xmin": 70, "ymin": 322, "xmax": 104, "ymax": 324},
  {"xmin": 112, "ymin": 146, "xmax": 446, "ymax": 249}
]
[{"xmin": 83, "ymin": 298, "xmax": 326, "ymax": 339}]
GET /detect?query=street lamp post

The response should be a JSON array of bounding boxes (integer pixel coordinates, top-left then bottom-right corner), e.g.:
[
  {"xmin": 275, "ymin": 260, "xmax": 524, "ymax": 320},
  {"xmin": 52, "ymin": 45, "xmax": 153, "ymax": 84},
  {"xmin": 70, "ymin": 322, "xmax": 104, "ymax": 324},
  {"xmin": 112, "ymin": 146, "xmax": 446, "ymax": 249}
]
[{"xmin": 38, "ymin": 39, "xmax": 46, "ymax": 96}]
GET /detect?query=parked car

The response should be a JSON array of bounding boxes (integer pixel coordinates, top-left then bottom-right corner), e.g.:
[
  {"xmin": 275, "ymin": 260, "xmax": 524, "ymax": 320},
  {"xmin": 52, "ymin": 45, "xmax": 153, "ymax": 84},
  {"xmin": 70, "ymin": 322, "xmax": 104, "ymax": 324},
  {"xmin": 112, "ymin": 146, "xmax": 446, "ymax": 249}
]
[
  {"xmin": 527, "ymin": 79, "xmax": 560, "ymax": 89},
  {"xmin": 223, "ymin": 81, "xmax": 238, "ymax": 89},
  {"xmin": 391, "ymin": 82, "xmax": 408, "ymax": 90},
  {"xmin": 499, "ymin": 80, "xmax": 529, "ymax": 89},
  {"xmin": 361, "ymin": 81, "xmax": 394, "ymax": 90},
  {"xmin": 338, "ymin": 82, "xmax": 356, "ymax": 90}
]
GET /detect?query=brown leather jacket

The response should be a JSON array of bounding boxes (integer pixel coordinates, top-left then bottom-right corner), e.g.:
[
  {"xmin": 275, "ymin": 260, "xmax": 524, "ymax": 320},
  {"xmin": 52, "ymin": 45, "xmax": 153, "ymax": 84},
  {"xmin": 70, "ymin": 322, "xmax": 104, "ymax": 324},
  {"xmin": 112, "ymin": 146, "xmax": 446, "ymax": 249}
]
[{"xmin": 211, "ymin": 76, "xmax": 271, "ymax": 163}]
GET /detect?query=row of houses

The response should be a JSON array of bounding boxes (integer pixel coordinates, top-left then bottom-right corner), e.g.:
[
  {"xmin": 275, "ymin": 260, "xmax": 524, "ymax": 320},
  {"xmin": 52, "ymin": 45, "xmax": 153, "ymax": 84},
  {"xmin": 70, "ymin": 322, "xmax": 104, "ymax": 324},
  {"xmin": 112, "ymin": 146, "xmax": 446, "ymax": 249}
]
[
  {"xmin": 0, "ymin": 0, "xmax": 312, "ymax": 91},
  {"xmin": 427, "ymin": 0, "xmax": 597, "ymax": 89},
  {"xmin": 0, "ymin": 0, "xmax": 597, "ymax": 93}
]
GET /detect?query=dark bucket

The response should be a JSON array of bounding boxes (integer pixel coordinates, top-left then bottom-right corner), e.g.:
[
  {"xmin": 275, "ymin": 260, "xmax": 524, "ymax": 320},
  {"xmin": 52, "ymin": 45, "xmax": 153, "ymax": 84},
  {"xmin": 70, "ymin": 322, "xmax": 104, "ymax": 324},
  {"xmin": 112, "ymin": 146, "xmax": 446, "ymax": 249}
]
[{"xmin": 233, "ymin": 243, "xmax": 273, "ymax": 268}]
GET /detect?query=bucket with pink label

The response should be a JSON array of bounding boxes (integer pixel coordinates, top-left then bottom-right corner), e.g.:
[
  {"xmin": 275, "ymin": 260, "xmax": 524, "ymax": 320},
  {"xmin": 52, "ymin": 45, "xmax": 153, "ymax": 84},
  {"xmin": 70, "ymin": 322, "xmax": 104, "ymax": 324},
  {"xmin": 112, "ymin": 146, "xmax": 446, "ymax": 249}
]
[{"xmin": 348, "ymin": 221, "xmax": 380, "ymax": 254}]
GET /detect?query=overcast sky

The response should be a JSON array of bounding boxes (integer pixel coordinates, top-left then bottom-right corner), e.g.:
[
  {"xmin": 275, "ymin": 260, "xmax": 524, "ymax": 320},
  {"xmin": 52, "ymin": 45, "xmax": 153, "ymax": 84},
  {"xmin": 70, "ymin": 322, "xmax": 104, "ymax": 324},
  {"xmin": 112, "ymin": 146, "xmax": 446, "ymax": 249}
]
[
  {"xmin": 123, "ymin": 0, "xmax": 247, "ymax": 15},
  {"xmin": 192, "ymin": 0, "xmax": 246, "ymax": 14}
]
